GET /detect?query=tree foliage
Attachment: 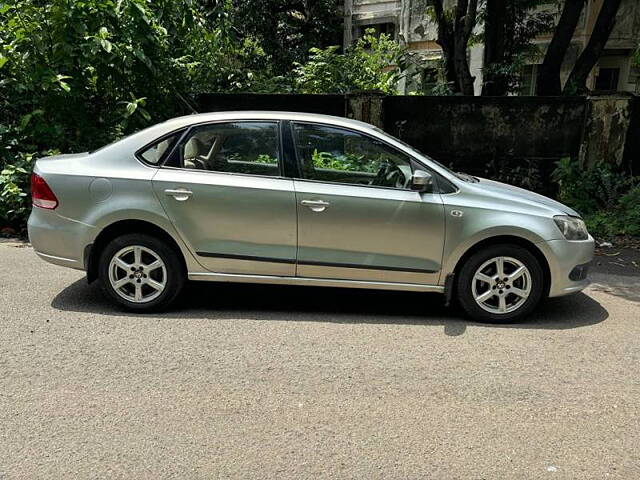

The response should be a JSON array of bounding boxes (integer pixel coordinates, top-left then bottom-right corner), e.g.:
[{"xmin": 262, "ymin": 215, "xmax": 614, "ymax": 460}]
[
  {"xmin": 0, "ymin": 0, "xmax": 271, "ymax": 155},
  {"xmin": 293, "ymin": 30, "xmax": 407, "ymax": 94},
  {"xmin": 230, "ymin": 0, "xmax": 341, "ymax": 78},
  {"xmin": 0, "ymin": 0, "xmax": 274, "ymax": 231},
  {"xmin": 0, "ymin": 1, "xmax": 397, "ymax": 231}
]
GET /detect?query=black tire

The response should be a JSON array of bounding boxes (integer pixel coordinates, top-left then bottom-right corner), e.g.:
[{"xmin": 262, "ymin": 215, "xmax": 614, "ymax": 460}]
[
  {"xmin": 98, "ymin": 233, "xmax": 185, "ymax": 312},
  {"xmin": 456, "ymin": 244, "xmax": 545, "ymax": 323}
]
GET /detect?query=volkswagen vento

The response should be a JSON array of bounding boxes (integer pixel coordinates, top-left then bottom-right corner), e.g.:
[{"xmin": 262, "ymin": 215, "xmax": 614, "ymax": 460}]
[{"xmin": 28, "ymin": 112, "xmax": 594, "ymax": 322}]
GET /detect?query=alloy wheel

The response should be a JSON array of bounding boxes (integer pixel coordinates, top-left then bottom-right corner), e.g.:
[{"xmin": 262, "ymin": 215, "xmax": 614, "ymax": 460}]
[
  {"xmin": 107, "ymin": 245, "xmax": 167, "ymax": 303},
  {"xmin": 471, "ymin": 256, "xmax": 532, "ymax": 314}
]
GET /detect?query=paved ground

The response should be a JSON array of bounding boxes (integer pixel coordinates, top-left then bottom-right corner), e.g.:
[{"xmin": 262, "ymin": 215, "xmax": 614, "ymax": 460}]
[{"xmin": 1, "ymin": 241, "xmax": 639, "ymax": 479}]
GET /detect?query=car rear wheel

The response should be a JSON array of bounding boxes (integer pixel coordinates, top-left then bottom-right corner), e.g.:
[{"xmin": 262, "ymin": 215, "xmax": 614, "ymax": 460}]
[
  {"xmin": 98, "ymin": 233, "xmax": 185, "ymax": 312},
  {"xmin": 456, "ymin": 244, "xmax": 545, "ymax": 323}
]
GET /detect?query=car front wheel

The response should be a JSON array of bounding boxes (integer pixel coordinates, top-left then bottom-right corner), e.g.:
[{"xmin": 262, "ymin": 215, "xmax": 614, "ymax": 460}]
[
  {"xmin": 98, "ymin": 233, "xmax": 185, "ymax": 312},
  {"xmin": 456, "ymin": 244, "xmax": 545, "ymax": 323}
]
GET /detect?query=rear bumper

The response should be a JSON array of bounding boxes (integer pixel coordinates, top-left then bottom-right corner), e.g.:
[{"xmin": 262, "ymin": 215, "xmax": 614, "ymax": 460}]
[
  {"xmin": 27, "ymin": 207, "xmax": 95, "ymax": 271},
  {"xmin": 538, "ymin": 236, "xmax": 595, "ymax": 298}
]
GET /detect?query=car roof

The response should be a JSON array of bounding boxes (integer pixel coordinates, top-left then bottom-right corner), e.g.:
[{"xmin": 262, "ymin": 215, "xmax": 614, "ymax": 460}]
[{"xmin": 162, "ymin": 111, "xmax": 378, "ymax": 133}]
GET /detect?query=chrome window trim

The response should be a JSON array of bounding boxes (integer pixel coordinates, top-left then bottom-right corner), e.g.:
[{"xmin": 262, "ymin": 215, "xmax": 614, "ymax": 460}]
[
  {"xmin": 291, "ymin": 176, "xmax": 428, "ymax": 196},
  {"xmin": 157, "ymin": 164, "xmax": 290, "ymax": 183}
]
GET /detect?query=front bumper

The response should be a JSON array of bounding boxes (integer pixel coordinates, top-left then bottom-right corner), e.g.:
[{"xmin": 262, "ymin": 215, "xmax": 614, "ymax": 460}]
[{"xmin": 538, "ymin": 236, "xmax": 595, "ymax": 297}]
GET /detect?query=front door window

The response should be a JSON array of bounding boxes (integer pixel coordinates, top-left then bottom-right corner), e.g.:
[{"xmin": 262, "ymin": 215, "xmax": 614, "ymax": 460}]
[{"xmin": 292, "ymin": 123, "xmax": 414, "ymax": 189}]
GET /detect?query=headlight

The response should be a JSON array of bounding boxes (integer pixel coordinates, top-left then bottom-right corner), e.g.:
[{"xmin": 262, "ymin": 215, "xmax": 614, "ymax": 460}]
[{"xmin": 554, "ymin": 215, "xmax": 589, "ymax": 240}]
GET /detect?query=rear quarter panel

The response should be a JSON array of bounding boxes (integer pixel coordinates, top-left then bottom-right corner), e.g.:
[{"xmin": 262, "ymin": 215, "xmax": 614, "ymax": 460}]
[{"xmin": 31, "ymin": 149, "xmax": 201, "ymax": 272}]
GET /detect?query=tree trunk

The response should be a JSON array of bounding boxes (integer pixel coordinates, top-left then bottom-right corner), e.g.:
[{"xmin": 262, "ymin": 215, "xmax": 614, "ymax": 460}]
[
  {"xmin": 454, "ymin": 37, "xmax": 475, "ymax": 95},
  {"xmin": 453, "ymin": 0, "xmax": 478, "ymax": 95},
  {"xmin": 481, "ymin": 0, "xmax": 507, "ymax": 95},
  {"xmin": 564, "ymin": 0, "xmax": 623, "ymax": 94},
  {"xmin": 442, "ymin": 50, "xmax": 459, "ymax": 92},
  {"xmin": 536, "ymin": 0, "xmax": 586, "ymax": 96},
  {"xmin": 432, "ymin": 0, "xmax": 459, "ymax": 93},
  {"xmin": 432, "ymin": 0, "xmax": 477, "ymax": 95}
]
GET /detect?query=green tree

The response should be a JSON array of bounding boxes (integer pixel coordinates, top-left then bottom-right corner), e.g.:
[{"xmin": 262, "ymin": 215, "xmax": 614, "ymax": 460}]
[
  {"xmin": 0, "ymin": 0, "xmax": 267, "ymax": 231},
  {"xmin": 229, "ymin": 0, "xmax": 342, "ymax": 79},
  {"xmin": 294, "ymin": 30, "xmax": 407, "ymax": 94}
]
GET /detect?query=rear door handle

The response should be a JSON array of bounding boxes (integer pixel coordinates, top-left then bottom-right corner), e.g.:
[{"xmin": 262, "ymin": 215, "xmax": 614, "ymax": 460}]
[
  {"xmin": 301, "ymin": 199, "xmax": 330, "ymax": 212},
  {"xmin": 164, "ymin": 188, "xmax": 192, "ymax": 201}
]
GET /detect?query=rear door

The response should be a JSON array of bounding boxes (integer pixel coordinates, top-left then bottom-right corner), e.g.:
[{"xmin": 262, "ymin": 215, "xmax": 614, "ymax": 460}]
[
  {"xmin": 290, "ymin": 122, "xmax": 445, "ymax": 285},
  {"xmin": 152, "ymin": 121, "xmax": 297, "ymax": 276}
]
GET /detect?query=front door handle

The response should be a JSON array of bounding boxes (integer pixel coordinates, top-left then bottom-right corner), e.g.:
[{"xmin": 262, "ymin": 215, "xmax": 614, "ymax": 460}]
[
  {"xmin": 301, "ymin": 199, "xmax": 330, "ymax": 212},
  {"xmin": 164, "ymin": 188, "xmax": 193, "ymax": 201}
]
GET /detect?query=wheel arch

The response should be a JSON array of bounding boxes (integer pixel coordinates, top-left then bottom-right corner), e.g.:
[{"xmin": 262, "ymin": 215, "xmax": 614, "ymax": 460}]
[
  {"xmin": 85, "ymin": 219, "xmax": 187, "ymax": 283},
  {"xmin": 450, "ymin": 235, "xmax": 551, "ymax": 298}
]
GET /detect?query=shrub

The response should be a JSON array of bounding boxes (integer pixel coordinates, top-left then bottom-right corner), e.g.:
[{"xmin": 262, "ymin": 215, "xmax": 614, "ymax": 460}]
[
  {"xmin": 552, "ymin": 158, "xmax": 638, "ymax": 239},
  {"xmin": 615, "ymin": 185, "xmax": 640, "ymax": 237},
  {"xmin": 552, "ymin": 157, "xmax": 633, "ymax": 214}
]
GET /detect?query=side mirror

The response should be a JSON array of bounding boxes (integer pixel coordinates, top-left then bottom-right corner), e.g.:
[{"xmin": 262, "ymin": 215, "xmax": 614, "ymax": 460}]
[{"xmin": 411, "ymin": 169, "xmax": 432, "ymax": 192}]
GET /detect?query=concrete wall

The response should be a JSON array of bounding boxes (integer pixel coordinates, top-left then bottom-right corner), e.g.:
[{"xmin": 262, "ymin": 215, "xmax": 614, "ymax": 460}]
[
  {"xmin": 383, "ymin": 96, "xmax": 587, "ymax": 194},
  {"xmin": 580, "ymin": 94, "xmax": 635, "ymax": 169}
]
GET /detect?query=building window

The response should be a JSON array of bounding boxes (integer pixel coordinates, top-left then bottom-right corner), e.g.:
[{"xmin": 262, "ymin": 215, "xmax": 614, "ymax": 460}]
[
  {"xmin": 356, "ymin": 22, "xmax": 396, "ymax": 40},
  {"xmin": 595, "ymin": 67, "xmax": 620, "ymax": 91},
  {"xmin": 519, "ymin": 64, "xmax": 538, "ymax": 95}
]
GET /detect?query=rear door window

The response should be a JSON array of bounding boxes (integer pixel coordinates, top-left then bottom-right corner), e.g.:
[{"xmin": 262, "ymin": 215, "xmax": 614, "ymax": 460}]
[{"xmin": 168, "ymin": 121, "xmax": 281, "ymax": 177}]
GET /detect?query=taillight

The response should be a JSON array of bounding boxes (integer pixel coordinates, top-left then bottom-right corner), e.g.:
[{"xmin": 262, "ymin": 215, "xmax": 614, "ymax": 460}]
[{"xmin": 31, "ymin": 173, "xmax": 58, "ymax": 209}]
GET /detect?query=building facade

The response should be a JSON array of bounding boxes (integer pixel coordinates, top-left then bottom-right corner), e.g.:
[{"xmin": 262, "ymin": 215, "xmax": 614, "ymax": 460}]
[{"xmin": 342, "ymin": 0, "xmax": 640, "ymax": 95}]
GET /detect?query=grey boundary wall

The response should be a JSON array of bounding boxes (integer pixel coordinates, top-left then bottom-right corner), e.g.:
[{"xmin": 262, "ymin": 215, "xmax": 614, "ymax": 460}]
[{"xmin": 197, "ymin": 93, "xmax": 639, "ymax": 196}]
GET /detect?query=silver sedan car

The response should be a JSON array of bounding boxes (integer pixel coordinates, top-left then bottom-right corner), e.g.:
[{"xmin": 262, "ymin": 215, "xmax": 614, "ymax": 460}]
[{"xmin": 28, "ymin": 111, "xmax": 594, "ymax": 322}]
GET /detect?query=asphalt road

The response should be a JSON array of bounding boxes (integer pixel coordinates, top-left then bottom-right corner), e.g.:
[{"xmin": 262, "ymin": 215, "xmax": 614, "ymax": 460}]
[{"xmin": 1, "ymin": 240, "xmax": 639, "ymax": 479}]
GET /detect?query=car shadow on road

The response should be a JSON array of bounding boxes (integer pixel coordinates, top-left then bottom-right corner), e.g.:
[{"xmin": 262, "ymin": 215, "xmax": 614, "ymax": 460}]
[{"xmin": 51, "ymin": 279, "xmax": 608, "ymax": 336}]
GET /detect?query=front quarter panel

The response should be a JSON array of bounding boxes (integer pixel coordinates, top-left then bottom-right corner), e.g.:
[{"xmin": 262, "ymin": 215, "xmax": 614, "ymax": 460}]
[{"xmin": 440, "ymin": 187, "xmax": 563, "ymax": 282}]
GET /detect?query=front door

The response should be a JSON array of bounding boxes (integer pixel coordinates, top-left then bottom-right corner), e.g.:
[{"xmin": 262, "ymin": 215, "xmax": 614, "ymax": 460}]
[
  {"xmin": 152, "ymin": 121, "xmax": 297, "ymax": 276},
  {"xmin": 290, "ymin": 122, "xmax": 445, "ymax": 285}
]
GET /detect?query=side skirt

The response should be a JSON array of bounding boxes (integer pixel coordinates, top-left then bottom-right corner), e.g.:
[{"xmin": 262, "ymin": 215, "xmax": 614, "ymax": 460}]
[{"xmin": 188, "ymin": 271, "xmax": 445, "ymax": 293}]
